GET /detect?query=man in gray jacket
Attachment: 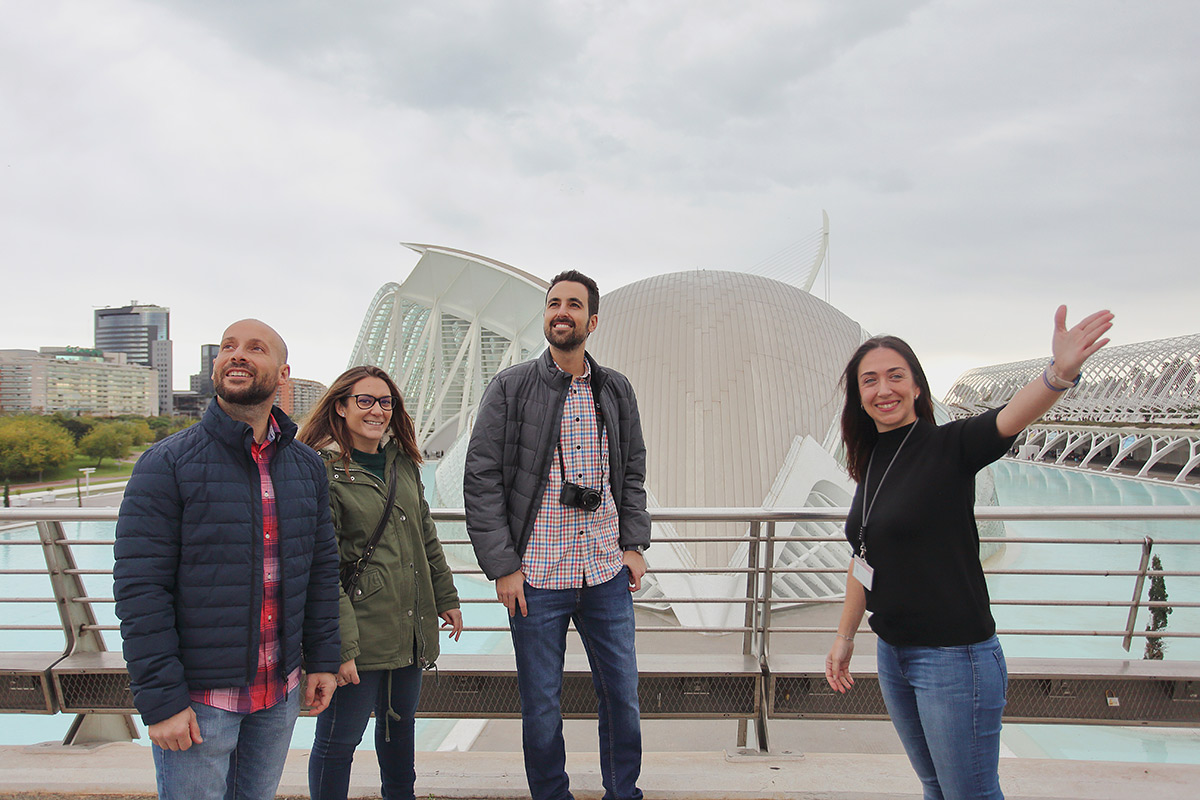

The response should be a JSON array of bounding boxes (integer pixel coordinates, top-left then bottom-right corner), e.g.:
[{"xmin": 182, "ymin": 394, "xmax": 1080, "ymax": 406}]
[{"xmin": 465, "ymin": 270, "xmax": 649, "ymax": 800}]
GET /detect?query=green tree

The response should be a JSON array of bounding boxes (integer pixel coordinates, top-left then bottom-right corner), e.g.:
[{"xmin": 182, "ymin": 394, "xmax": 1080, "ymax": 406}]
[
  {"xmin": 78, "ymin": 424, "xmax": 133, "ymax": 469},
  {"xmin": 0, "ymin": 417, "xmax": 76, "ymax": 480},
  {"xmin": 1144, "ymin": 555, "xmax": 1173, "ymax": 660},
  {"xmin": 114, "ymin": 419, "xmax": 154, "ymax": 446},
  {"xmin": 147, "ymin": 415, "xmax": 197, "ymax": 441},
  {"xmin": 47, "ymin": 413, "xmax": 98, "ymax": 444}
]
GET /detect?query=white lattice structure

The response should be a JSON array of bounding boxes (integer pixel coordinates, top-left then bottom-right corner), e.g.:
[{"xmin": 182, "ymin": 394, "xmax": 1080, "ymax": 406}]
[
  {"xmin": 943, "ymin": 333, "xmax": 1200, "ymax": 425},
  {"xmin": 347, "ymin": 244, "xmax": 549, "ymax": 454}
]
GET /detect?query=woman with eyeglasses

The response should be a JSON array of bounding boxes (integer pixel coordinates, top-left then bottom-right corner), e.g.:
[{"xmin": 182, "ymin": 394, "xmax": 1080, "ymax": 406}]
[
  {"xmin": 299, "ymin": 366, "xmax": 462, "ymax": 800},
  {"xmin": 825, "ymin": 306, "xmax": 1112, "ymax": 800}
]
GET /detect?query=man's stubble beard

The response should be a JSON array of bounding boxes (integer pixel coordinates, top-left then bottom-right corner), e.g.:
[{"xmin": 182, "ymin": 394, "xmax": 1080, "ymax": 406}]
[{"xmin": 215, "ymin": 371, "xmax": 278, "ymax": 407}]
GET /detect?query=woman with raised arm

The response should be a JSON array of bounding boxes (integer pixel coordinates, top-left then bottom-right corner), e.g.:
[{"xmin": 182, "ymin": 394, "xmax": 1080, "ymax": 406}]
[
  {"xmin": 825, "ymin": 306, "xmax": 1112, "ymax": 800},
  {"xmin": 300, "ymin": 366, "xmax": 462, "ymax": 800}
]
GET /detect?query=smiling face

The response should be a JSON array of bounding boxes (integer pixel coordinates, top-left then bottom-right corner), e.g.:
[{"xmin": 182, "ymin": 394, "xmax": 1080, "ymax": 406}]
[
  {"xmin": 336, "ymin": 376, "xmax": 393, "ymax": 453},
  {"xmin": 543, "ymin": 280, "xmax": 597, "ymax": 352},
  {"xmin": 211, "ymin": 319, "xmax": 289, "ymax": 407},
  {"xmin": 857, "ymin": 346, "xmax": 921, "ymax": 432}
]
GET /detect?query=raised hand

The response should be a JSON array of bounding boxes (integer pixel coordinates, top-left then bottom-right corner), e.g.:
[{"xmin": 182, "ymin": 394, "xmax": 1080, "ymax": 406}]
[{"xmin": 1050, "ymin": 305, "xmax": 1113, "ymax": 382}]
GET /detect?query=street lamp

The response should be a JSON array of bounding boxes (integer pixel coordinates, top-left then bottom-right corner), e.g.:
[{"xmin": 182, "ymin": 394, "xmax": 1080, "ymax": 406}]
[{"xmin": 78, "ymin": 467, "xmax": 96, "ymax": 498}]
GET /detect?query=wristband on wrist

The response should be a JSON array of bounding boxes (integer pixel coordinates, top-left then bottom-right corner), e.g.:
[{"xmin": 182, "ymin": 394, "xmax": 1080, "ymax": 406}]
[
  {"xmin": 835, "ymin": 632, "xmax": 855, "ymax": 642},
  {"xmin": 1042, "ymin": 359, "xmax": 1080, "ymax": 392}
]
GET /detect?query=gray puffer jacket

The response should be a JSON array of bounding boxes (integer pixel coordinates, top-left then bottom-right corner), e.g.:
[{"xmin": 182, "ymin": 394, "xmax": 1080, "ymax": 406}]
[{"xmin": 464, "ymin": 349, "xmax": 650, "ymax": 580}]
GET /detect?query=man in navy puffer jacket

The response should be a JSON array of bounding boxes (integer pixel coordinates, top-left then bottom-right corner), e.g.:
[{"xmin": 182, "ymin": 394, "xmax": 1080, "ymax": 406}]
[{"xmin": 114, "ymin": 319, "xmax": 340, "ymax": 800}]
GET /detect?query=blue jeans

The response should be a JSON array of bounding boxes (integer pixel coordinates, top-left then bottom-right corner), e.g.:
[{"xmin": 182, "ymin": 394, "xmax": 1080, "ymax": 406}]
[
  {"xmin": 309, "ymin": 664, "xmax": 423, "ymax": 800},
  {"xmin": 876, "ymin": 634, "xmax": 1008, "ymax": 800},
  {"xmin": 152, "ymin": 689, "xmax": 300, "ymax": 800},
  {"xmin": 510, "ymin": 568, "xmax": 642, "ymax": 800}
]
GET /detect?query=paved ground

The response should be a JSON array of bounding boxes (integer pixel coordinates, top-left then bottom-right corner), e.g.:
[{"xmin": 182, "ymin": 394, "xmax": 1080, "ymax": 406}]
[{"xmin": 0, "ymin": 742, "xmax": 1196, "ymax": 800}]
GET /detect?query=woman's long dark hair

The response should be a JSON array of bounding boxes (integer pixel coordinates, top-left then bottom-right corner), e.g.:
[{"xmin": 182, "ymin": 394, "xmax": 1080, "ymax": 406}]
[
  {"xmin": 840, "ymin": 336, "xmax": 935, "ymax": 483},
  {"xmin": 298, "ymin": 365, "xmax": 422, "ymax": 468}
]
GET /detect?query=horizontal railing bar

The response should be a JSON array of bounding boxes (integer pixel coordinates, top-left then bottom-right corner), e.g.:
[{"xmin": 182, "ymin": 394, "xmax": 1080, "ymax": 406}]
[
  {"xmin": 0, "ymin": 625, "xmax": 69, "ymax": 631},
  {"xmin": 0, "ymin": 597, "xmax": 56, "ymax": 603},
  {"xmin": 438, "ymin": 536, "xmax": 1200, "ymax": 546},
  {"xmin": 764, "ymin": 627, "xmax": 1200, "ymax": 638},
  {"xmin": 7, "ymin": 506, "xmax": 1200, "ymax": 524}
]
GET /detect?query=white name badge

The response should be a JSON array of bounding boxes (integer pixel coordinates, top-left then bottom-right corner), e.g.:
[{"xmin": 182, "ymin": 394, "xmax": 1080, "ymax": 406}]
[{"xmin": 851, "ymin": 555, "xmax": 874, "ymax": 591}]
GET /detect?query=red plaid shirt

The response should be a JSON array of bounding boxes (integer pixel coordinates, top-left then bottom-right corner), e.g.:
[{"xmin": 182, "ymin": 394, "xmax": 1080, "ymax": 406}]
[
  {"xmin": 522, "ymin": 363, "xmax": 623, "ymax": 590},
  {"xmin": 191, "ymin": 415, "xmax": 300, "ymax": 712}
]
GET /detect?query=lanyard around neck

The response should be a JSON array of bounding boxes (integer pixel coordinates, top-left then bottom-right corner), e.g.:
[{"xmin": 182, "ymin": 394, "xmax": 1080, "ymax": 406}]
[{"xmin": 858, "ymin": 422, "xmax": 916, "ymax": 559}]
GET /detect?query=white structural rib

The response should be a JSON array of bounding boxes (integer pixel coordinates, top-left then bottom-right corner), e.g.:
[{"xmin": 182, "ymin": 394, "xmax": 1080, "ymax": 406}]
[{"xmin": 347, "ymin": 244, "xmax": 549, "ymax": 453}]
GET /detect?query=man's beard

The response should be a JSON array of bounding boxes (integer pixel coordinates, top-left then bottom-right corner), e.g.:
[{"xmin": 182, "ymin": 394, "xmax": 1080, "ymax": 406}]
[
  {"xmin": 215, "ymin": 370, "xmax": 278, "ymax": 407},
  {"xmin": 544, "ymin": 319, "xmax": 587, "ymax": 350}
]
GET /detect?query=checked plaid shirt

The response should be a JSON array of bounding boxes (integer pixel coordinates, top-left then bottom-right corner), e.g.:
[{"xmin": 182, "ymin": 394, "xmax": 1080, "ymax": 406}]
[
  {"xmin": 190, "ymin": 414, "xmax": 300, "ymax": 713},
  {"xmin": 521, "ymin": 363, "xmax": 623, "ymax": 590}
]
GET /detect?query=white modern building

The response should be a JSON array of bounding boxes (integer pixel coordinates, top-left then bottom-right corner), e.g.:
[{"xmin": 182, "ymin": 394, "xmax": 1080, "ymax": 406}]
[
  {"xmin": 361, "ymin": 233, "xmax": 1014, "ymax": 629},
  {"xmin": 347, "ymin": 244, "xmax": 549, "ymax": 455},
  {"xmin": 582, "ymin": 270, "xmax": 866, "ymax": 626},
  {"xmin": 944, "ymin": 333, "xmax": 1200, "ymax": 482},
  {"xmin": 944, "ymin": 333, "xmax": 1200, "ymax": 425}
]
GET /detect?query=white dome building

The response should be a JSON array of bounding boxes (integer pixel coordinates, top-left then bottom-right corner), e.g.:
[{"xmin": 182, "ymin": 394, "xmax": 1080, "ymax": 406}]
[{"xmin": 585, "ymin": 271, "xmax": 867, "ymax": 627}]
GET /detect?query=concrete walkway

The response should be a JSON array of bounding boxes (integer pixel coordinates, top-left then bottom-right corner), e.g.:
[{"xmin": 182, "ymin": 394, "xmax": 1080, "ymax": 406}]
[{"xmin": 0, "ymin": 743, "xmax": 1195, "ymax": 800}]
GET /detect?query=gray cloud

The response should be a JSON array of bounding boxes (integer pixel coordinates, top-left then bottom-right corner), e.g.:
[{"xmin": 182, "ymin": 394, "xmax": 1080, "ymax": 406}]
[{"xmin": 1, "ymin": 0, "xmax": 1197, "ymax": 396}]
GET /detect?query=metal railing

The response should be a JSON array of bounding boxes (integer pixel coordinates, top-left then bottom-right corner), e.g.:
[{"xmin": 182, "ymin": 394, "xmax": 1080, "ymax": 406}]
[{"xmin": 2, "ymin": 505, "xmax": 1199, "ymax": 749}]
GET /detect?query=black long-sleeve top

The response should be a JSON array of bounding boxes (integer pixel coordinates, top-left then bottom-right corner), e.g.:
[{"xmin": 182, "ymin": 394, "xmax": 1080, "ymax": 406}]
[{"xmin": 844, "ymin": 406, "xmax": 1017, "ymax": 646}]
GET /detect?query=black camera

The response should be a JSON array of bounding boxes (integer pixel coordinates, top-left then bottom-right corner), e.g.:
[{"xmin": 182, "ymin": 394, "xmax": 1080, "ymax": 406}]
[{"xmin": 560, "ymin": 481, "xmax": 602, "ymax": 512}]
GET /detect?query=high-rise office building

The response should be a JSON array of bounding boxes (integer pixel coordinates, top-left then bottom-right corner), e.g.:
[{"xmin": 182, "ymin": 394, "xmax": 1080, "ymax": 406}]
[
  {"xmin": 188, "ymin": 344, "xmax": 219, "ymax": 398},
  {"xmin": 94, "ymin": 302, "xmax": 173, "ymax": 415}
]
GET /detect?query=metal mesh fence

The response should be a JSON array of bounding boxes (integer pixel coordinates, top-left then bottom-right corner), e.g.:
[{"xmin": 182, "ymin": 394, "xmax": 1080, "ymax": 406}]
[
  {"xmin": 770, "ymin": 673, "xmax": 1200, "ymax": 725},
  {"xmin": 55, "ymin": 671, "xmax": 135, "ymax": 713},
  {"xmin": 0, "ymin": 671, "xmax": 55, "ymax": 713},
  {"xmin": 418, "ymin": 672, "xmax": 759, "ymax": 719}
]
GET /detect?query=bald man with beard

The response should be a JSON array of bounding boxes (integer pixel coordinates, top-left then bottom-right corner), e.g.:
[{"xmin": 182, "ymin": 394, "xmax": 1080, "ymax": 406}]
[{"xmin": 115, "ymin": 319, "xmax": 341, "ymax": 800}]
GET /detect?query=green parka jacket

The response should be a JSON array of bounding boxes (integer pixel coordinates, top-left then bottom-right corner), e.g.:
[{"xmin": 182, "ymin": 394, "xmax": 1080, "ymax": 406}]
[{"xmin": 324, "ymin": 441, "xmax": 459, "ymax": 671}]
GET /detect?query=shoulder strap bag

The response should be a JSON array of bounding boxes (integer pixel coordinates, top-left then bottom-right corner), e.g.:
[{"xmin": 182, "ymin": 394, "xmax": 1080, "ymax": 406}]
[{"xmin": 339, "ymin": 463, "xmax": 398, "ymax": 599}]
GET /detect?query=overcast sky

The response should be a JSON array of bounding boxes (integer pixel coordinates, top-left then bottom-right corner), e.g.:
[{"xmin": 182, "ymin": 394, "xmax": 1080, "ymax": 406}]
[{"xmin": 2, "ymin": 0, "xmax": 1196, "ymax": 399}]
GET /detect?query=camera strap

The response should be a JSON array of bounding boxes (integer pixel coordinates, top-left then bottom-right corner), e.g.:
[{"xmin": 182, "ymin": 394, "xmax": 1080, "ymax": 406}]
[{"xmin": 556, "ymin": 395, "xmax": 606, "ymax": 484}]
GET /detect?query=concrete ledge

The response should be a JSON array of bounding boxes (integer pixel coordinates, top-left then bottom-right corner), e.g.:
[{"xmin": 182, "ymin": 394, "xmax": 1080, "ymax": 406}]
[{"xmin": 1, "ymin": 744, "xmax": 1197, "ymax": 799}]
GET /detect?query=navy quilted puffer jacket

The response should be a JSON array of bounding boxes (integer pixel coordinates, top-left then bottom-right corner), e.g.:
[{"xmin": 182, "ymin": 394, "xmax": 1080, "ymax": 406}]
[{"xmin": 114, "ymin": 399, "xmax": 341, "ymax": 725}]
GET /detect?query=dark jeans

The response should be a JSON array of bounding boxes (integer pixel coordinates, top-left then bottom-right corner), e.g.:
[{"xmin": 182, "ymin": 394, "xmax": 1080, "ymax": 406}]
[
  {"xmin": 509, "ymin": 568, "xmax": 642, "ymax": 800},
  {"xmin": 308, "ymin": 664, "xmax": 423, "ymax": 800},
  {"xmin": 876, "ymin": 634, "xmax": 1008, "ymax": 800}
]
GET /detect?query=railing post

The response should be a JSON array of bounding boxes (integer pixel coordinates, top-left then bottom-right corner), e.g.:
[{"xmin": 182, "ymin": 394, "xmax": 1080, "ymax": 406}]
[
  {"xmin": 37, "ymin": 520, "xmax": 137, "ymax": 745},
  {"xmin": 1122, "ymin": 536, "xmax": 1154, "ymax": 653},
  {"xmin": 753, "ymin": 520, "xmax": 777, "ymax": 754},
  {"xmin": 737, "ymin": 520, "xmax": 762, "ymax": 749}
]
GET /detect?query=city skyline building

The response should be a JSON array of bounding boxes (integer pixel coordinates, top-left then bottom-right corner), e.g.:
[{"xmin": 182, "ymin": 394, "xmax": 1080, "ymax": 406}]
[
  {"xmin": 188, "ymin": 344, "xmax": 219, "ymax": 398},
  {"xmin": 0, "ymin": 347, "xmax": 158, "ymax": 417},
  {"xmin": 274, "ymin": 377, "xmax": 328, "ymax": 423},
  {"xmin": 94, "ymin": 302, "xmax": 173, "ymax": 416}
]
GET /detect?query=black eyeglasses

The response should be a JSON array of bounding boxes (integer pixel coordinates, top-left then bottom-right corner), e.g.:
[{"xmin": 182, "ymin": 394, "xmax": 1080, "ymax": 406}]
[{"xmin": 345, "ymin": 394, "xmax": 399, "ymax": 411}]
